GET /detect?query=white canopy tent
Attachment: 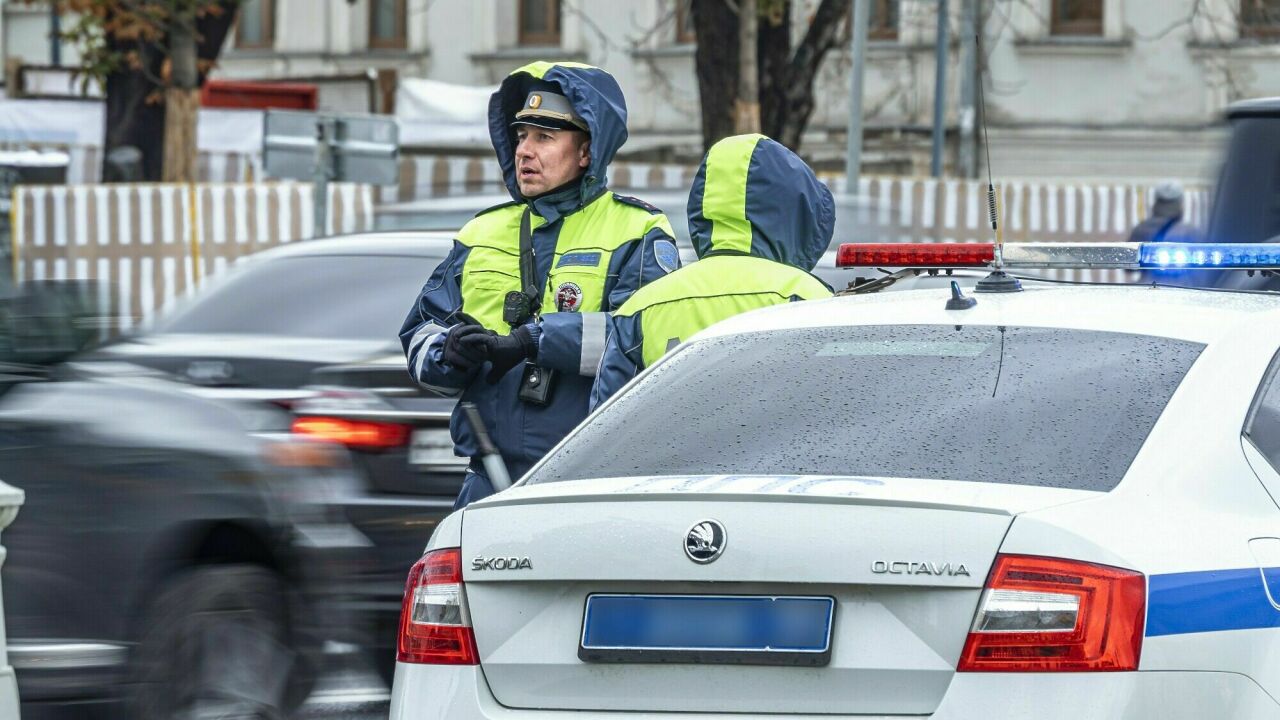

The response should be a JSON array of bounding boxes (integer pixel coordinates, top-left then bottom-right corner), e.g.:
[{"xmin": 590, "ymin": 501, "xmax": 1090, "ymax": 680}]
[{"xmin": 395, "ymin": 77, "xmax": 496, "ymax": 151}]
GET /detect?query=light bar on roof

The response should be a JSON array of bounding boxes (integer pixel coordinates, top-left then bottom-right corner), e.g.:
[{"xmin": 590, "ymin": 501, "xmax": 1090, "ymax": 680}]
[
  {"xmin": 835, "ymin": 243, "xmax": 994, "ymax": 268},
  {"xmin": 1000, "ymin": 243, "xmax": 1139, "ymax": 269},
  {"xmin": 1140, "ymin": 243, "xmax": 1280, "ymax": 268},
  {"xmin": 834, "ymin": 242, "xmax": 1280, "ymax": 270}
]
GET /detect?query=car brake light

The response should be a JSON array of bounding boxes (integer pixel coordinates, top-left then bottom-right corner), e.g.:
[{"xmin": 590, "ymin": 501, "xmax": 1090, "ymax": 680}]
[
  {"xmin": 836, "ymin": 242, "xmax": 995, "ymax": 267},
  {"xmin": 958, "ymin": 554, "xmax": 1145, "ymax": 672},
  {"xmin": 397, "ymin": 548, "xmax": 479, "ymax": 665},
  {"xmin": 291, "ymin": 416, "xmax": 410, "ymax": 449}
]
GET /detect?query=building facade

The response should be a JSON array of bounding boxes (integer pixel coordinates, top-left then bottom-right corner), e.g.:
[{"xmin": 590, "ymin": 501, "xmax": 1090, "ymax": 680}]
[{"xmin": 6, "ymin": 0, "xmax": 1280, "ymax": 182}]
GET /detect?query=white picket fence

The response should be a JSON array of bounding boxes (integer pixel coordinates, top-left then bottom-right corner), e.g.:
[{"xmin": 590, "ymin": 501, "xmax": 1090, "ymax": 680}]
[{"xmin": 12, "ymin": 182, "xmax": 374, "ymax": 331}]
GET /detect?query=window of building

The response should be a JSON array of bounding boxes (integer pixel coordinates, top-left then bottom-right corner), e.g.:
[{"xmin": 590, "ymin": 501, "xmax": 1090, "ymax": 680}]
[
  {"xmin": 370, "ymin": 0, "xmax": 408, "ymax": 50},
  {"xmin": 676, "ymin": 0, "xmax": 696, "ymax": 44},
  {"xmin": 1050, "ymin": 0, "xmax": 1103, "ymax": 36},
  {"xmin": 845, "ymin": 0, "xmax": 899, "ymax": 42},
  {"xmin": 1241, "ymin": 0, "xmax": 1280, "ymax": 38},
  {"xmin": 519, "ymin": 0, "xmax": 562, "ymax": 46},
  {"xmin": 870, "ymin": 0, "xmax": 899, "ymax": 40},
  {"xmin": 236, "ymin": 0, "xmax": 275, "ymax": 49}
]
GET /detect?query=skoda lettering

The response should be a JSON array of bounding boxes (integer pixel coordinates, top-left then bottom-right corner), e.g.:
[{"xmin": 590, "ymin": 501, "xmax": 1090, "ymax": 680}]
[{"xmin": 472, "ymin": 556, "xmax": 533, "ymax": 571}]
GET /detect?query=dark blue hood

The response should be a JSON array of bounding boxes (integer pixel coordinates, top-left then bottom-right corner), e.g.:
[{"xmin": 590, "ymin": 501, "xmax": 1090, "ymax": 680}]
[
  {"xmin": 686, "ymin": 134, "xmax": 834, "ymax": 271},
  {"xmin": 488, "ymin": 61, "xmax": 628, "ymax": 208}
]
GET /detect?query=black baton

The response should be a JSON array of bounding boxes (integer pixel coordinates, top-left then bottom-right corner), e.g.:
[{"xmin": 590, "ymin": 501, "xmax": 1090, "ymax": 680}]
[{"xmin": 459, "ymin": 401, "xmax": 512, "ymax": 491}]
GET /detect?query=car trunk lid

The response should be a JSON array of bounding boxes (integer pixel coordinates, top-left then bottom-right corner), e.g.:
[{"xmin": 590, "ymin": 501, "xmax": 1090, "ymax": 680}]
[{"xmin": 459, "ymin": 475, "xmax": 1095, "ymax": 714}]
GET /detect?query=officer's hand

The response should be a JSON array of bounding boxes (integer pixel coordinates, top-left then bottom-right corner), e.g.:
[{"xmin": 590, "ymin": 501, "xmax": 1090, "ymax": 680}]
[
  {"xmin": 443, "ymin": 324, "xmax": 492, "ymax": 372},
  {"xmin": 481, "ymin": 324, "xmax": 538, "ymax": 384}
]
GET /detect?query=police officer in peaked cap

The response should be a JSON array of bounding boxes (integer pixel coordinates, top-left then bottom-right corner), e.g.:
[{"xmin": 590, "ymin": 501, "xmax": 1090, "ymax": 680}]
[{"xmin": 400, "ymin": 62, "xmax": 681, "ymax": 508}]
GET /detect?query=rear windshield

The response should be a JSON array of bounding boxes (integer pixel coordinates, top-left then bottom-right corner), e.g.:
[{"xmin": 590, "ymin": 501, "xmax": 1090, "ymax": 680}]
[
  {"xmin": 528, "ymin": 325, "xmax": 1204, "ymax": 492},
  {"xmin": 157, "ymin": 254, "xmax": 440, "ymax": 341}
]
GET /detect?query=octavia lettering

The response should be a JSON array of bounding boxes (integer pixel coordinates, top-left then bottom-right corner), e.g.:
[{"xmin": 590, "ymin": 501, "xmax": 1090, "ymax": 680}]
[
  {"xmin": 871, "ymin": 560, "xmax": 970, "ymax": 577},
  {"xmin": 472, "ymin": 556, "xmax": 533, "ymax": 571}
]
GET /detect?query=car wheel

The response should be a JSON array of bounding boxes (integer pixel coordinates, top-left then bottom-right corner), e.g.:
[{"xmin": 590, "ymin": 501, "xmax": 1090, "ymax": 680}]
[{"xmin": 130, "ymin": 565, "xmax": 304, "ymax": 720}]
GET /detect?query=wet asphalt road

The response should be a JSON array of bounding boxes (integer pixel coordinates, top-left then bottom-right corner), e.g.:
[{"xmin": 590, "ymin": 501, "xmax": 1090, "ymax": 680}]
[
  {"xmin": 293, "ymin": 664, "xmax": 390, "ymax": 719},
  {"xmin": 296, "ymin": 696, "xmax": 390, "ymax": 720}
]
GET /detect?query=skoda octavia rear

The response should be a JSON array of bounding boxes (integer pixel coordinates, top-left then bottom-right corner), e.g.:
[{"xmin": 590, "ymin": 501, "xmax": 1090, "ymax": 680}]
[{"xmin": 390, "ymin": 288, "xmax": 1280, "ymax": 718}]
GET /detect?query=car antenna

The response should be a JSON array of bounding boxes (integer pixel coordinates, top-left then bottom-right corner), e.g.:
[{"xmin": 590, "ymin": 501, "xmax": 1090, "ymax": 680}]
[{"xmin": 972, "ymin": 32, "xmax": 1021, "ymax": 294}]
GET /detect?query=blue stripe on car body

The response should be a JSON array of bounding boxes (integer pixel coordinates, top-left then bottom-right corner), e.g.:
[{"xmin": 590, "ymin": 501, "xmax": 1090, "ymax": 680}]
[{"xmin": 1146, "ymin": 566, "xmax": 1280, "ymax": 636}]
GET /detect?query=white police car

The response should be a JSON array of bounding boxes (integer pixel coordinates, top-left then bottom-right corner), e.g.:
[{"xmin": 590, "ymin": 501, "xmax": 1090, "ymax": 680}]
[{"xmin": 390, "ymin": 242, "xmax": 1280, "ymax": 718}]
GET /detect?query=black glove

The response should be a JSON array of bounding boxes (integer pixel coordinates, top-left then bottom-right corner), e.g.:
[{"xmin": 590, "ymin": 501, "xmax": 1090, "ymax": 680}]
[
  {"xmin": 481, "ymin": 324, "xmax": 539, "ymax": 384},
  {"xmin": 442, "ymin": 324, "xmax": 492, "ymax": 372}
]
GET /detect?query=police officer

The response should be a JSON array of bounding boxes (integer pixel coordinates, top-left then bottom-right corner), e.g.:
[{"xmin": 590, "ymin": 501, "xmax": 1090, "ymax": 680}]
[
  {"xmin": 1128, "ymin": 181, "xmax": 1201, "ymax": 244},
  {"xmin": 401, "ymin": 62, "xmax": 679, "ymax": 508},
  {"xmin": 591, "ymin": 134, "xmax": 834, "ymax": 407}
]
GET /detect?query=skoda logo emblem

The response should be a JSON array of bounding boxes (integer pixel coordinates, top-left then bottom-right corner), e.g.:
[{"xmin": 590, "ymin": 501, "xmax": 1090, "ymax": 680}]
[{"xmin": 684, "ymin": 519, "xmax": 726, "ymax": 564}]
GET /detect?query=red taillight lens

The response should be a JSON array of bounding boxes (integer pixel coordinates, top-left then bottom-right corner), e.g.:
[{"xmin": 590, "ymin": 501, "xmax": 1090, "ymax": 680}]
[
  {"xmin": 958, "ymin": 554, "xmax": 1145, "ymax": 672},
  {"xmin": 835, "ymin": 242, "xmax": 995, "ymax": 267},
  {"xmin": 291, "ymin": 416, "xmax": 411, "ymax": 449},
  {"xmin": 397, "ymin": 548, "xmax": 479, "ymax": 665}
]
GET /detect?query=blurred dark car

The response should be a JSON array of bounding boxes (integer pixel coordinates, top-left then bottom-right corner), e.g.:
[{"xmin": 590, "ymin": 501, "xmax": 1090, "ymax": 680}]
[
  {"xmin": 89, "ymin": 233, "xmax": 467, "ymax": 684},
  {"xmin": 0, "ymin": 281, "xmax": 368, "ymax": 720},
  {"xmin": 93, "ymin": 233, "xmax": 456, "ymax": 393}
]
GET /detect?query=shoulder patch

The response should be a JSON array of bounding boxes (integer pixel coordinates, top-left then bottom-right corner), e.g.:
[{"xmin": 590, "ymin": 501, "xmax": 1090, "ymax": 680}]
[
  {"xmin": 611, "ymin": 193, "xmax": 662, "ymax": 214},
  {"xmin": 653, "ymin": 239, "xmax": 680, "ymax": 273},
  {"xmin": 474, "ymin": 199, "xmax": 520, "ymax": 218}
]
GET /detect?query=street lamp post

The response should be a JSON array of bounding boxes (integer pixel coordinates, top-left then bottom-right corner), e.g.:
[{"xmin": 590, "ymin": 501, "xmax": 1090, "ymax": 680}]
[
  {"xmin": 846, "ymin": 0, "xmax": 872, "ymax": 196},
  {"xmin": 930, "ymin": 0, "xmax": 950, "ymax": 178}
]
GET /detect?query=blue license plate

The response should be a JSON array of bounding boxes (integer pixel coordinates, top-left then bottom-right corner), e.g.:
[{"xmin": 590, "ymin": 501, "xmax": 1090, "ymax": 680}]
[{"xmin": 579, "ymin": 594, "xmax": 835, "ymax": 666}]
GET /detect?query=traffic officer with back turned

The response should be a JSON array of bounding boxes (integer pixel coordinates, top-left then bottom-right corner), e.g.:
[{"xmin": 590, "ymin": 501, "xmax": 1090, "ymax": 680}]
[
  {"xmin": 591, "ymin": 133, "xmax": 835, "ymax": 407},
  {"xmin": 400, "ymin": 62, "xmax": 680, "ymax": 508}
]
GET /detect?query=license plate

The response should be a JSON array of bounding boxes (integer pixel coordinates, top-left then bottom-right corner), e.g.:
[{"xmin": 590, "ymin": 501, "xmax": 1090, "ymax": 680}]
[
  {"xmin": 408, "ymin": 428, "xmax": 458, "ymax": 468},
  {"xmin": 579, "ymin": 594, "xmax": 834, "ymax": 666}
]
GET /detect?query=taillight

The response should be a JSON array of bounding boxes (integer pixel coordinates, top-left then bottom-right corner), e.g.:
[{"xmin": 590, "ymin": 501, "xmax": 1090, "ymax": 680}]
[
  {"xmin": 397, "ymin": 548, "xmax": 479, "ymax": 665},
  {"xmin": 958, "ymin": 554, "xmax": 1145, "ymax": 672},
  {"xmin": 291, "ymin": 416, "xmax": 410, "ymax": 449}
]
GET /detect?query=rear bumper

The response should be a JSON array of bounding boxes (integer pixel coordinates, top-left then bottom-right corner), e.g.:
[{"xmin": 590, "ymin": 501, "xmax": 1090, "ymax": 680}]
[{"xmin": 390, "ymin": 664, "xmax": 1280, "ymax": 719}]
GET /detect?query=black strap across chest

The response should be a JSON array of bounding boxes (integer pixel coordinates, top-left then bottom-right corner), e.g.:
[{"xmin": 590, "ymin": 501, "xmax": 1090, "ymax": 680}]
[{"xmin": 518, "ymin": 208, "xmax": 542, "ymax": 316}]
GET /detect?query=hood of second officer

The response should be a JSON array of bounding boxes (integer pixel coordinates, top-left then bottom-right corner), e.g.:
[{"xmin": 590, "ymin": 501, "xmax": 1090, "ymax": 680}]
[
  {"xmin": 489, "ymin": 61, "xmax": 628, "ymax": 208},
  {"xmin": 686, "ymin": 134, "xmax": 834, "ymax": 271}
]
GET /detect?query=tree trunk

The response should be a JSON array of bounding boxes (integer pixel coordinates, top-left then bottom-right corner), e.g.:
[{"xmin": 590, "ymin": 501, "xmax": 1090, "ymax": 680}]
[
  {"xmin": 691, "ymin": 0, "xmax": 740, "ymax": 152},
  {"xmin": 771, "ymin": 0, "xmax": 852, "ymax": 151},
  {"xmin": 162, "ymin": 6, "xmax": 199, "ymax": 183},
  {"xmin": 103, "ymin": 29, "xmax": 165, "ymax": 182},
  {"xmin": 196, "ymin": 1, "xmax": 240, "ymax": 84},
  {"xmin": 101, "ymin": 1, "xmax": 237, "ymax": 183},
  {"xmin": 162, "ymin": 88, "xmax": 200, "ymax": 182},
  {"xmin": 757, "ymin": 1, "xmax": 793, "ymax": 142},
  {"xmin": 103, "ymin": 67, "xmax": 165, "ymax": 181},
  {"xmin": 695, "ymin": 0, "xmax": 853, "ymax": 153},
  {"xmin": 733, "ymin": 0, "xmax": 760, "ymax": 134}
]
